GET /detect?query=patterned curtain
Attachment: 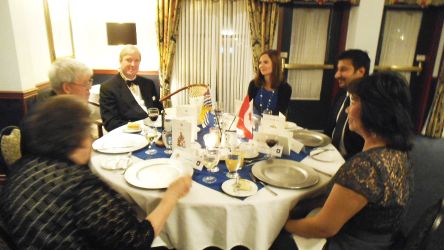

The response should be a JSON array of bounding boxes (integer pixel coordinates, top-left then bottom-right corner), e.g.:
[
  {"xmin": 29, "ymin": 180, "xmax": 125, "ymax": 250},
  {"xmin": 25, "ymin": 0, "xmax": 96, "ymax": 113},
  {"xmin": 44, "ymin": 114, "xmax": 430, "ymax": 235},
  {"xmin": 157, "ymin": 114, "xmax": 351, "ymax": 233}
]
[
  {"xmin": 270, "ymin": 0, "xmax": 360, "ymax": 4},
  {"xmin": 156, "ymin": 0, "xmax": 182, "ymax": 107},
  {"xmin": 246, "ymin": 0, "xmax": 280, "ymax": 73},
  {"xmin": 424, "ymin": 63, "xmax": 444, "ymax": 138},
  {"xmin": 385, "ymin": 0, "xmax": 444, "ymax": 7}
]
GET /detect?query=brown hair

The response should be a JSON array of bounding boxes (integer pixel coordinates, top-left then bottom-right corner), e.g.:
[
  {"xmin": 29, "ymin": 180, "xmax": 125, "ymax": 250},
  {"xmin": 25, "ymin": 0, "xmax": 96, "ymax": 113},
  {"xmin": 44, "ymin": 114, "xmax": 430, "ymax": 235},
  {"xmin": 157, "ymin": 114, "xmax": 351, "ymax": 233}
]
[
  {"xmin": 21, "ymin": 95, "xmax": 92, "ymax": 160},
  {"xmin": 254, "ymin": 50, "xmax": 283, "ymax": 89}
]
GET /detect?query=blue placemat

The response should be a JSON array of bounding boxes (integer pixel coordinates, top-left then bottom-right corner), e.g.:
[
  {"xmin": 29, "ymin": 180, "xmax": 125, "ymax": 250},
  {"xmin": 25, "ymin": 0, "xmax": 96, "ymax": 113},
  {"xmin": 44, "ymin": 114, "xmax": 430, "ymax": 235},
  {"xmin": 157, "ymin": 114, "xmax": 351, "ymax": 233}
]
[{"xmin": 131, "ymin": 128, "xmax": 316, "ymax": 199}]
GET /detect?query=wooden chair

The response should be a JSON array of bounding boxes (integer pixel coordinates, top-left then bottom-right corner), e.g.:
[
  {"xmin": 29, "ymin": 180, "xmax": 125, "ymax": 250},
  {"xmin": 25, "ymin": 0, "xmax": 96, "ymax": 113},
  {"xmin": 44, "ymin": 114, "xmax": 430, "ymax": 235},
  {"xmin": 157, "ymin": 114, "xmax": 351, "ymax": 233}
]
[{"xmin": 159, "ymin": 83, "xmax": 209, "ymax": 106}]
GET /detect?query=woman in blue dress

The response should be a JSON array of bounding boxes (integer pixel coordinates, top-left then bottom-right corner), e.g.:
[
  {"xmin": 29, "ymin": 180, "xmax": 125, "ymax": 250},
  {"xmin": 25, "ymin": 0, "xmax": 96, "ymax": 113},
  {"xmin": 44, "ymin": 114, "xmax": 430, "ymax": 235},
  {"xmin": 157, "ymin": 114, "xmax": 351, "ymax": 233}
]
[{"xmin": 247, "ymin": 50, "xmax": 292, "ymax": 116}]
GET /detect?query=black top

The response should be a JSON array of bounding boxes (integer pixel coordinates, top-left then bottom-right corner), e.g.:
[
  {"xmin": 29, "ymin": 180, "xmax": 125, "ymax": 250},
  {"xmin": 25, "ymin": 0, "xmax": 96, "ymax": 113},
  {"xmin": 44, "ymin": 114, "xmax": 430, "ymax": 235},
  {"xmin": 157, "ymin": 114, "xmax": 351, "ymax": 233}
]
[
  {"xmin": 326, "ymin": 147, "xmax": 412, "ymax": 249},
  {"xmin": 0, "ymin": 156, "xmax": 154, "ymax": 249},
  {"xmin": 247, "ymin": 80, "xmax": 292, "ymax": 116},
  {"xmin": 325, "ymin": 89, "xmax": 364, "ymax": 159},
  {"xmin": 100, "ymin": 74, "xmax": 163, "ymax": 131}
]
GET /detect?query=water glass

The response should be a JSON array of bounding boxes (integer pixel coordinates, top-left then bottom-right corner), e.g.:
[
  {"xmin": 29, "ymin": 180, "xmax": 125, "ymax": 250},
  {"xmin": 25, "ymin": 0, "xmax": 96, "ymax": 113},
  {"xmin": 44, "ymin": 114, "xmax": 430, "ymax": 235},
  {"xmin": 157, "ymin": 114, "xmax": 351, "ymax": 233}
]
[
  {"xmin": 162, "ymin": 130, "xmax": 173, "ymax": 154},
  {"xmin": 144, "ymin": 127, "xmax": 159, "ymax": 155},
  {"xmin": 202, "ymin": 148, "xmax": 220, "ymax": 184}
]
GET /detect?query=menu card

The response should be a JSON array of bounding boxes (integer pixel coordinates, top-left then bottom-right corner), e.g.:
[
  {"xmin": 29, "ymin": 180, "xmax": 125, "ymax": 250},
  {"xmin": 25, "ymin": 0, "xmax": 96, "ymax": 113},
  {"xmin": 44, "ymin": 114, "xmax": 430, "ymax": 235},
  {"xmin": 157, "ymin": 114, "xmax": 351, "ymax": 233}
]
[
  {"xmin": 171, "ymin": 147, "xmax": 204, "ymax": 171},
  {"xmin": 172, "ymin": 119, "xmax": 193, "ymax": 149},
  {"xmin": 177, "ymin": 104, "xmax": 201, "ymax": 125},
  {"xmin": 260, "ymin": 114, "xmax": 286, "ymax": 133}
]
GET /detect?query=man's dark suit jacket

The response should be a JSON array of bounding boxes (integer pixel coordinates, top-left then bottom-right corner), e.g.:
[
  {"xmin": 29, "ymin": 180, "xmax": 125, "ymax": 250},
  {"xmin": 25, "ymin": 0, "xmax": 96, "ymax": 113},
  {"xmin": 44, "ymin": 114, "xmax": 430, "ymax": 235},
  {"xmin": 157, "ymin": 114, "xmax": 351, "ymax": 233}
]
[
  {"xmin": 325, "ymin": 89, "xmax": 364, "ymax": 159},
  {"xmin": 100, "ymin": 74, "xmax": 163, "ymax": 131}
]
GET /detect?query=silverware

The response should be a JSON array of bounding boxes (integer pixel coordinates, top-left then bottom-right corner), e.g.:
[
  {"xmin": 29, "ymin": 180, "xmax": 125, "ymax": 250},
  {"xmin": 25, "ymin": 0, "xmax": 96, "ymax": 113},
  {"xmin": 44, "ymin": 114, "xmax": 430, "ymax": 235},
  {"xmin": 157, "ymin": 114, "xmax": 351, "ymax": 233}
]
[
  {"xmin": 249, "ymin": 172, "xmax": 278, "ymax": 196},
  {"xmin": 310, "ymin": 148, "xmax": 334, "ymax": 157}
]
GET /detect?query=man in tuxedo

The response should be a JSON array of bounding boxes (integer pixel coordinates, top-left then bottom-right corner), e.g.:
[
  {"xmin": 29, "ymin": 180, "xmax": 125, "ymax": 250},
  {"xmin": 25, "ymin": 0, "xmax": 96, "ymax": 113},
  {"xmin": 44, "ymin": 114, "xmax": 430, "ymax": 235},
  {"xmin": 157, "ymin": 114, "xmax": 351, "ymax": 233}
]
[
  {"xmin": 100, "ymin": 45, "xmax": 163, "ymax": 131},
  {"xmin": 325, "ymin": 49, "xmax": 369, "ymax": 159}
]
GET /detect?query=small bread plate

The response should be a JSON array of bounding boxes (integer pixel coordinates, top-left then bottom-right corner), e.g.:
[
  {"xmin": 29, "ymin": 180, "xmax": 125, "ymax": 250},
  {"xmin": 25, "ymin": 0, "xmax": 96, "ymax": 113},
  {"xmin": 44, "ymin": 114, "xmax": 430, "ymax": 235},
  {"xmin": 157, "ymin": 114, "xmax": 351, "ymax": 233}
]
[
  {"xmin": 293, "ymin": 130, "xmax": 331, "ymax": 147},
  {"xmin": 123, "ymin": 127, "xmax": 142, "ymax": 133},
  {"xmin": 310, "ymin": 148, "xmax": 338, "ymax": 162},
  {"xmin": 222, "ymin": 179, "xmax": 258, "ymax": 197},
  {"xmin": 93, "ymin": 134, "xmax": 148, "ymax": 154},
  {"xmin": 252, "ymin": 159, "xmax": 319, "ymax": 189},
  {"xmin": 124, "ymin": 158, "xmax": 194, "ymax": 189}
]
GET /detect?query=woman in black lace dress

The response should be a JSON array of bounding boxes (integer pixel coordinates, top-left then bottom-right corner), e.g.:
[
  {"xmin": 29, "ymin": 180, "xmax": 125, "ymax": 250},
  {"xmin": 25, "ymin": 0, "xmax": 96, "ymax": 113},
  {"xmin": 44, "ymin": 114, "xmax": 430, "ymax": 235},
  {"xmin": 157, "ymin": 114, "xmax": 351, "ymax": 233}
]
[{"xmin": 278, "ymin": 72, "xmax": 414, "ymax": 249}]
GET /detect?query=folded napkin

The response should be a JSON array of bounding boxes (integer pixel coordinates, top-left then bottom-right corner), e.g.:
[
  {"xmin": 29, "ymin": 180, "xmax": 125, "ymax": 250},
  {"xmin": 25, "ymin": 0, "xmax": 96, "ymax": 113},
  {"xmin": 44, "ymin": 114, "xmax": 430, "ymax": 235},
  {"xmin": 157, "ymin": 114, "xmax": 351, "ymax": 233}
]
[{"xmin": 301, "ymin": 145, "xmax": 345, "ymax": 176}]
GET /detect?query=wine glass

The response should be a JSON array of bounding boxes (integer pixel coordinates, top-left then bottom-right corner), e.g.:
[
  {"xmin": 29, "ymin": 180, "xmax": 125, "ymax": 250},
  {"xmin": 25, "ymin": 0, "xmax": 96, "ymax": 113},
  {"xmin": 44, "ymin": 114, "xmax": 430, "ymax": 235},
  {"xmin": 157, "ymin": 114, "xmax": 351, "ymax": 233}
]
[
  {"xmin": 265, "ymin": 136, "xmax": 279, "ymax": 159},
  {"xmin": 202, "ymin": 148, "xmax": 220, "ymax": 184},
  {"xmin": 144, "ymin": 127, "xmax": 159, "ymax": 155},
  {"xmin": 226, "ymin": 151, "xmax": 242, "ymax": 179},
  {"xmin": 162, "ymin": 130, "xmax": 173, "ymax": 154},
  {"xmin": 147, "ymin": 108, "xmax": 159, "ymax": 128}
]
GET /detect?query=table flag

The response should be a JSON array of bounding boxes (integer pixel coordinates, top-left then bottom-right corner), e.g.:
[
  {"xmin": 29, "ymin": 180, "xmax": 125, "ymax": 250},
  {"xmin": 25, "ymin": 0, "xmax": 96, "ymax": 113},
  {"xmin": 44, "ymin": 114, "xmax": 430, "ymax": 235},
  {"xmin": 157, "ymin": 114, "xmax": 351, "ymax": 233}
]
[{"xmin": 237, "ymin": 95, "xmax": 253, "ymax": 139}]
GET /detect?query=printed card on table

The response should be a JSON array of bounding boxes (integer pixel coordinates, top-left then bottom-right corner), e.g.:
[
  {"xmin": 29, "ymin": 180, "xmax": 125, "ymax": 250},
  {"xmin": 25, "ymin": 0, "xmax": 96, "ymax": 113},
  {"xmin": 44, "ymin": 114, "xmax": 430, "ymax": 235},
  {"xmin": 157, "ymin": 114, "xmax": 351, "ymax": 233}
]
[
  {"xmin": 251, "ymin": 140, "xmax": 283, "ymax": 158},
  {"xmin": 177, "ymin": 104, "xmax": 201, "ymax": 125},
  {"xmin": 170, "ymin": 147, "xmax": 204, "ymax": 171},
  {"xmin": 260, "ymin": 114, "xmax": 286, "ymax": 132},
  {"xmin": 253, "ymin": 131, "xmax": 290, "ymax": 156},
  {"xmin": 172, "ymin": 119, "xmax": 193, "ymax": 150}
]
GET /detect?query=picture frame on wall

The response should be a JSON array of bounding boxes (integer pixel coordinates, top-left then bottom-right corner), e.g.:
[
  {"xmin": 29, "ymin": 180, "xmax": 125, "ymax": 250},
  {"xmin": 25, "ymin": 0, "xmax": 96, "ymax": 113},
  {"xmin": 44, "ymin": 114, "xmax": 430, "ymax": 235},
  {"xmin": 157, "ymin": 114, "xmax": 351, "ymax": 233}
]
[{"xmin": 43, "ymin": 0, "xmax": 75, "ymax": 61}]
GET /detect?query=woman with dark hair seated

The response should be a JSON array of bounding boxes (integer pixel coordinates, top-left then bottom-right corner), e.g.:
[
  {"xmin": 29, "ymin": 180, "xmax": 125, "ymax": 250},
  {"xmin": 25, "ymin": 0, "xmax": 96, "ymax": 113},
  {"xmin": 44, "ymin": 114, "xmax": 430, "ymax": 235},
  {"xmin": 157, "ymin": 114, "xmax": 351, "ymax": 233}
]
[
  {"xmin": 273, "ymin": 72, "xmax": 414, "ymax": 249},
  {"xmin": 0, "ymin": 95, "xmax": 192, "ymax": 249}
]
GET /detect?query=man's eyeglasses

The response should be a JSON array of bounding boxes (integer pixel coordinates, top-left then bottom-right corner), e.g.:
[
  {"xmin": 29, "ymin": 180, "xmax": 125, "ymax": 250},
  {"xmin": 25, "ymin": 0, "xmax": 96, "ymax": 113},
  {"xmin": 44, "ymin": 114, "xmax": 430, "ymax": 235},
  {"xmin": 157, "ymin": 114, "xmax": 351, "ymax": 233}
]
[{"xmin": 70, "ymin": 78, "xmax": 93, "ymax": 89}]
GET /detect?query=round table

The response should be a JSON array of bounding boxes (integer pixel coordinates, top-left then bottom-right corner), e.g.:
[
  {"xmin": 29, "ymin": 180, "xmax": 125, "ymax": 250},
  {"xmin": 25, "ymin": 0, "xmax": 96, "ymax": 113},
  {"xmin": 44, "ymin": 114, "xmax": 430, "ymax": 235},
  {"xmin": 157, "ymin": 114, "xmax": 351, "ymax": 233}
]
[{"xmin": 89, "ymin": 126, "xmax": 344, "ymax": 250}]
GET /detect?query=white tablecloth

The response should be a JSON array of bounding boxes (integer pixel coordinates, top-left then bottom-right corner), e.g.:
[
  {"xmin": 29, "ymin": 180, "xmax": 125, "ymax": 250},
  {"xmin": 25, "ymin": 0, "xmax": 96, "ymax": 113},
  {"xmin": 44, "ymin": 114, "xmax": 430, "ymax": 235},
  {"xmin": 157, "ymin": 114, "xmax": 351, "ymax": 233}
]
[{"xmin": 89, "ymin": 128, "xmax": 344, "ymax": 250}]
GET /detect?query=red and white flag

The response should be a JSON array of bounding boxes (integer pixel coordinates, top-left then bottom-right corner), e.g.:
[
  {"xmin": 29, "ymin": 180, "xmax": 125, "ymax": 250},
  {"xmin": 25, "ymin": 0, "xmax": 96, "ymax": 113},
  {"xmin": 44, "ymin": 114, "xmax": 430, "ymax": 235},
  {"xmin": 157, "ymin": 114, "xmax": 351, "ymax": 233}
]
[{"xmin": 236, "ymin": 95, "xmax": 253, "ymax": 139}]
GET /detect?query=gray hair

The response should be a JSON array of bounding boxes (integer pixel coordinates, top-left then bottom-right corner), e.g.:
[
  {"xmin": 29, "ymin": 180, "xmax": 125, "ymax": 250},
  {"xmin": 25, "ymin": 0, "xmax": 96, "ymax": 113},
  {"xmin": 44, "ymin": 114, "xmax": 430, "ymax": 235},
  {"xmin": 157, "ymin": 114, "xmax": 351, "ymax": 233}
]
[
  {"xmin": 119, "ymin": 45, "xmax": 141, "ymax": 62},
  {"xmin": 48, "ymin": 57, "xmax": 93, "ymax": 93}
]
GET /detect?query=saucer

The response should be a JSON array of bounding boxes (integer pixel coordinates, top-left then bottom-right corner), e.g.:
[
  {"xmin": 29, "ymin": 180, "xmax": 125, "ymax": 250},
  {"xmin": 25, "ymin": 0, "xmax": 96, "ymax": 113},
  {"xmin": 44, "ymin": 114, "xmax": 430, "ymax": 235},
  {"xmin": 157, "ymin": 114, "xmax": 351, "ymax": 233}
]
[{"xmin": 221, "ymin": 179, "xmax": 258, "ymax": 197}]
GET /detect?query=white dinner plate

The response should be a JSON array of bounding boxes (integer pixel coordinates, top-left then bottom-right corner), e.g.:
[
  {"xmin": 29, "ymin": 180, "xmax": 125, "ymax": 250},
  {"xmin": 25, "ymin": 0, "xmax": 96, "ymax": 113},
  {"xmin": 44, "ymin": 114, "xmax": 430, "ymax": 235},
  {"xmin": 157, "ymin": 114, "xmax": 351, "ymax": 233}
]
[
  {"xmin": 221, "ymin": 179, "xmax": 258, "ymax": 197},
  {"xmin": 124, "ymin": 158, "xmax": 194, "ymax": 189},
  {"xmin": 93, "ymin": 134, "xmax": 148, "ymax": 154}
]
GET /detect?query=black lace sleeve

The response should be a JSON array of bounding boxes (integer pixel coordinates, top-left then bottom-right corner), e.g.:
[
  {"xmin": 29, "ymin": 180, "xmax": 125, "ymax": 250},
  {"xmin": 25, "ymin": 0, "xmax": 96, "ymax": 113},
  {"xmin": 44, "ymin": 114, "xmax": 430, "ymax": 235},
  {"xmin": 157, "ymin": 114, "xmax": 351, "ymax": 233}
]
[{"xmin": 334, "ymin": 152, "xmax": 384, "ymax": 203}]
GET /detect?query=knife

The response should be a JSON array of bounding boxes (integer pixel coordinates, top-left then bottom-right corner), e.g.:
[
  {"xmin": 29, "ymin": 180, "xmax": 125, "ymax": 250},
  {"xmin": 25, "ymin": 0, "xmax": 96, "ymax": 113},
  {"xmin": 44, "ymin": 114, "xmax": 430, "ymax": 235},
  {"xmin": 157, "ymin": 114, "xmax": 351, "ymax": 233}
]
[
  {"xmin": 310, "ymin": 148, "xmax": 334, "ymax": 157},
  {"xmin": 249, "ymin": 172, "xmax": 278, "ymax": 196}
]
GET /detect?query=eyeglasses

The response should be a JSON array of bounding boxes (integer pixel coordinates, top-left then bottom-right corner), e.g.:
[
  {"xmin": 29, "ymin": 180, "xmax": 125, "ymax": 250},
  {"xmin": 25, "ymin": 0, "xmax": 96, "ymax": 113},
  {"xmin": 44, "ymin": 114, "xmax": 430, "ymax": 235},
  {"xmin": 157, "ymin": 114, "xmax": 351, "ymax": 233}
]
[{"xmin": 70, "ymin": 78, "xmax": 93, "ymax": 89}]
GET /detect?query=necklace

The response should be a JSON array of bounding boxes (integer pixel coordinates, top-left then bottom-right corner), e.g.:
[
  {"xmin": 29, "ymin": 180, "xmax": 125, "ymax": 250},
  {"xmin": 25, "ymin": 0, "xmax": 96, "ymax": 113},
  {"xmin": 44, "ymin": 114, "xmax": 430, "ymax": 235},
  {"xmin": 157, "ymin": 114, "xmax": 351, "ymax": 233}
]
[{"xmin": 259, "ymin": 87, "xmax": 275, "ymax": 113}]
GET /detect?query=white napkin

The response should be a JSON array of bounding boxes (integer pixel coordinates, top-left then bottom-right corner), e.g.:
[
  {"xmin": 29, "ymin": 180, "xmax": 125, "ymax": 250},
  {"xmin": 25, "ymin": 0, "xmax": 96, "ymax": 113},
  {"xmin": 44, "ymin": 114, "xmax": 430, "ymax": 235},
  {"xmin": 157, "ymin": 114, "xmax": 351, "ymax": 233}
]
[{"xmin": 301, "ymin": 145, "xmax": 345, "ymax": 176}]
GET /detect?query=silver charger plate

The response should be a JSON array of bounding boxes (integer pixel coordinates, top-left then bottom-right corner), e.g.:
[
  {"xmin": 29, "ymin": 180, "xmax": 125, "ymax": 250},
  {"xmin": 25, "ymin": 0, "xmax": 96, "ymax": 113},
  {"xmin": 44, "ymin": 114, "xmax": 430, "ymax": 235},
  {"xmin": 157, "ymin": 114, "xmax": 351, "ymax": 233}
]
[
  {"xmin": 124, "ymin": 158, "xmax": 194, "ymax": 189},
  {"xmin": 252, "ymin": 159, "xmax": 319, "ymax": 189},
  {"xmin": 293, "ymin": 130, "xmax": 331, "ymax": 147}
]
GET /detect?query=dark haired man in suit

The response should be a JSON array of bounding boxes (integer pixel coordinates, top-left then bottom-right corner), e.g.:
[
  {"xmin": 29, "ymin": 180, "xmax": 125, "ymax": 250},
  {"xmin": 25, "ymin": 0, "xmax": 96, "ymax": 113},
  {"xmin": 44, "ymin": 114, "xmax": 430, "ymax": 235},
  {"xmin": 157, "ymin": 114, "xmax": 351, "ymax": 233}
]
[
  {"xmin": 325, "ymin": 49, "xmax": 369, "ymax": 159},
  {"xmin": 100, "ymin": 45, "xmax": 163, "ymax": 131}
]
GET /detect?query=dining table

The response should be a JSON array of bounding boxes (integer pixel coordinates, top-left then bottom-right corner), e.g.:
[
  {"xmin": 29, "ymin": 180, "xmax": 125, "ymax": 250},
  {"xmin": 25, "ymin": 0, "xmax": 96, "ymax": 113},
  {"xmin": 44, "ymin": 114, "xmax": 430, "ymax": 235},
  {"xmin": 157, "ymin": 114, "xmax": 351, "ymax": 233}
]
[{"xmin": 89, "ymin": 121, "xmax": 345, "ymax": 250}]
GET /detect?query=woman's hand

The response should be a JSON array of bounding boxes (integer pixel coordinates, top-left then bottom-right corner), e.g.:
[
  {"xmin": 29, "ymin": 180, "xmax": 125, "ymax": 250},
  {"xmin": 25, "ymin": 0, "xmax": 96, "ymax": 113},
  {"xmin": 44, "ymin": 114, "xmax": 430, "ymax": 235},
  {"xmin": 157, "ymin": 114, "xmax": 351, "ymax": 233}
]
[{"xmin": 165, "ymin": 176, "xmax": 192, "ymax": 201}]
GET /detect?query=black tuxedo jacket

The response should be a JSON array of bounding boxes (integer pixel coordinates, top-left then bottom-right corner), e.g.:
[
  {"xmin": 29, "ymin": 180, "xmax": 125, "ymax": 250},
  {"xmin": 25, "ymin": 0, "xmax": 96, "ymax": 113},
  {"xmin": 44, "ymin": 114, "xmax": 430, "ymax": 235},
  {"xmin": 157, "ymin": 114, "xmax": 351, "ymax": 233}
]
[
  {"xmin": 100, "ymin": 74, "xmax": 163, "ymax": 131},
  {"xmin": 325, "ymin": 89, "xmax": 364, "ymax": 159}
]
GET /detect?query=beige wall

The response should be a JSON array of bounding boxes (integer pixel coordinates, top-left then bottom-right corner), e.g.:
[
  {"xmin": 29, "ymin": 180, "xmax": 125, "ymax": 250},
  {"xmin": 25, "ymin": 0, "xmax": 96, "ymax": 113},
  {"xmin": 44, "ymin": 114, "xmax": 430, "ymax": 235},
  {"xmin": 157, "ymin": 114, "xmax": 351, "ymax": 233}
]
[
  {"xmin": 0, "ymin": 0, "xmax": 51, "ymax": 91},
  {"xmin": 70, "ymin": 0, "xmax": 159, "ymax": 71},
  {"xmin": 346, "ymin": 0, "xmax": 385, "ymax": 74}
]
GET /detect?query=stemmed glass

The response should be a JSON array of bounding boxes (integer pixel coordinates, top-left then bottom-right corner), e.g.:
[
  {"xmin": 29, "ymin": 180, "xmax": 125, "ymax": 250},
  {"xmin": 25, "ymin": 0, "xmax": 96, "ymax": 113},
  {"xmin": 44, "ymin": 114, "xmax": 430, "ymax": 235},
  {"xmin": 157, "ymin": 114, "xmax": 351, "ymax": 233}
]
[
  {"xmin": 202, "ymin": 148, "xmax": 220, "ymax": 184},
  {"xmin": 265, "ymin": 136, "xmax": 279, "ymax": 159},
  {"xmin": 162, "ymin": 130, "xmax": 173, "ymax": 154},
  {"xmin": 147, "ymin": 108, "xmax": 159, "ymax": 128},
  {"xmin": 144, "ymin": 127, "xmax": 159, "ymax": 155},
  {"xmin": 226, "ymin": 151, "xmax": 242, "ymax": 179},
  {"xmin": 262, "ymin": 109, "xmax": 273, "ymax": 116}
]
